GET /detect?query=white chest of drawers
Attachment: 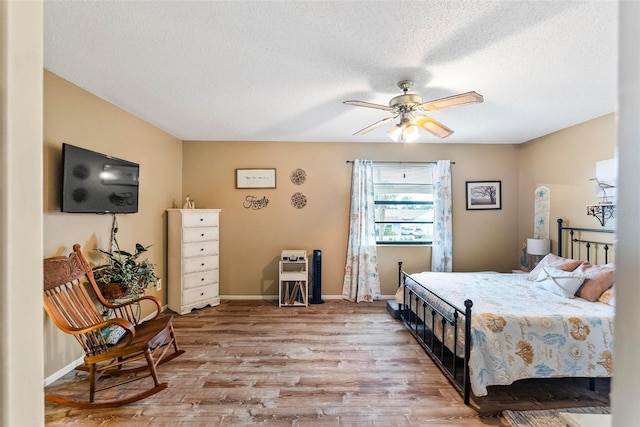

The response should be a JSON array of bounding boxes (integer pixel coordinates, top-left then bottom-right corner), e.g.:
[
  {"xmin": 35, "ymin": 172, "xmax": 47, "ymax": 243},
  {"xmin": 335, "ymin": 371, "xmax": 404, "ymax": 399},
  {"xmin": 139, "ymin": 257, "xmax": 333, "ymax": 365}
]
[{"xmin": 167, "ymin": 209, "xmax": 221, "ymax": 314}]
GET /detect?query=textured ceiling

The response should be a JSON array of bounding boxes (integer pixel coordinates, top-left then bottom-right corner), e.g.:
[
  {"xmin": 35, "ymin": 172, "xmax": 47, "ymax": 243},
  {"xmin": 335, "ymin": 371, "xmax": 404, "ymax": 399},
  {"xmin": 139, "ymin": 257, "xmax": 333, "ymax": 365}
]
[{"xmin": 44, "ymin": 1, "xmax": 617, "ymax": 144}]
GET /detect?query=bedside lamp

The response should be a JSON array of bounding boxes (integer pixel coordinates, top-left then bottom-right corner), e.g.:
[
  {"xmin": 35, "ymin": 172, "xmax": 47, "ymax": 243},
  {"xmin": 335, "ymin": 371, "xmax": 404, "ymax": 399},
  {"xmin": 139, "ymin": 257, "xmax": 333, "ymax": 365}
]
[{"xmin": 527, "ymin": 238, "xmax": 550, "ymax": 268}]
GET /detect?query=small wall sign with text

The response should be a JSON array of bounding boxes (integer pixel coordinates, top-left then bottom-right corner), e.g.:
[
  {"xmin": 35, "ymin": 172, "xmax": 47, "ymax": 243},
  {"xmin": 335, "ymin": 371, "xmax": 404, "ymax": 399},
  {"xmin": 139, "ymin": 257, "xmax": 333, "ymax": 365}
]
[
  {"xmin": 236, "ymin": 168, "xmax": 276, "ymax": 189},
  {"xmin": 243, "ymin": 195, "xmax": 269, "ymax": 210}
]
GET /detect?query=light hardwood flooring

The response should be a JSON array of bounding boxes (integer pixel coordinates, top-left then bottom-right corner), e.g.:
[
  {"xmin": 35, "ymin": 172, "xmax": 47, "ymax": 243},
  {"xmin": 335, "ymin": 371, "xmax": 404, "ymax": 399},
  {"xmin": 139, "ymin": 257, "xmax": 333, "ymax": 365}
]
[{"xmin": 45, "ymin": 300, "xmax": 610, "ymax": 426}]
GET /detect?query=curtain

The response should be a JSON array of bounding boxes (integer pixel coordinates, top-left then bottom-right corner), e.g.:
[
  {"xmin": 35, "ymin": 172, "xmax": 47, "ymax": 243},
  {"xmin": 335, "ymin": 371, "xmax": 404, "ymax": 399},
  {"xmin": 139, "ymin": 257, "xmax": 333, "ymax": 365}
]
[
  {"xmin": 342, "ymin": 160, "xmax": 381, "ymax": 302},
  {"xmin": 431, "ymin": 160, "xmax": 453, "ymax": 272}
]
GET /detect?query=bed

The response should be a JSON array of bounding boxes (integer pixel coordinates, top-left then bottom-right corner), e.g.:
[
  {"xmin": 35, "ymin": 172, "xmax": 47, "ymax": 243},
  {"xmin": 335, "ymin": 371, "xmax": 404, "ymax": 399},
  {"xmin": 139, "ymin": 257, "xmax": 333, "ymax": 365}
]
[{"xmin": 397, "ymin": 218, "xmax": 615, "ymax": 404}]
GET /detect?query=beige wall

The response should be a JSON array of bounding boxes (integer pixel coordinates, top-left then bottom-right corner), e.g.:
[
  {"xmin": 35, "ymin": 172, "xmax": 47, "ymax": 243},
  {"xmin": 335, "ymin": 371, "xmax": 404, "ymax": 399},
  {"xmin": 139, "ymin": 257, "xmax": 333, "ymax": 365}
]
[
  {"xmin": 43, "ymin": 71, "xmax": 183, "ymax": 377},
  {"xmin": 517, "ymin": 114, "xmax": 616, "ymax": 258},
  {"xmin": 182, "ymin": 141, "xmax": 521, "ymax": 298}
]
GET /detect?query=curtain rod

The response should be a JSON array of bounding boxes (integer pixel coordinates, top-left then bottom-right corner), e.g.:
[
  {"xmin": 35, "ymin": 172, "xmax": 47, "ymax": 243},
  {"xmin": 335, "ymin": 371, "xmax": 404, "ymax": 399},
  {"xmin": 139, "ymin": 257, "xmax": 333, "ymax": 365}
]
[{"xmin": 345, "ymin": 160, "xmax": 455, "ymax": 165}]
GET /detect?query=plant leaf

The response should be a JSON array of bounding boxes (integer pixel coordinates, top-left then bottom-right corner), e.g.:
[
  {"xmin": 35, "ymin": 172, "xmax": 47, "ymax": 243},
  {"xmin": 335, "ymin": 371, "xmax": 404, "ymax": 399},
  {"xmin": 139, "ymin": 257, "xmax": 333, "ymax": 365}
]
[
  {"xmin": 115, "ymin": 249, "xmax": 133, "ymax": 258},
  {"xmin": 135, "ymin": 243, "xmax": 148, "ymax": 254}
]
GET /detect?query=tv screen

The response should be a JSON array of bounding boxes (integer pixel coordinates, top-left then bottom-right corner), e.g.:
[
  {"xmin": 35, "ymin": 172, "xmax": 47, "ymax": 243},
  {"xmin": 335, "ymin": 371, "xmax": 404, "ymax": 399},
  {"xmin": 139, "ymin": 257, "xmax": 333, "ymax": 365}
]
[{"xmin": 61, "ymin": 143, "xmax": 139, "ymax": 214}]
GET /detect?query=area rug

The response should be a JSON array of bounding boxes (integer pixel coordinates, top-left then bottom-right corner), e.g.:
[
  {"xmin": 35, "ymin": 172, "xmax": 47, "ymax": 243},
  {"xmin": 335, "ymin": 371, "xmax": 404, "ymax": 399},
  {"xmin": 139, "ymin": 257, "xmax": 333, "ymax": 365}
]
[{"xmin": 503, "ymin": 406, "xmax": 610, "ymax": 427}]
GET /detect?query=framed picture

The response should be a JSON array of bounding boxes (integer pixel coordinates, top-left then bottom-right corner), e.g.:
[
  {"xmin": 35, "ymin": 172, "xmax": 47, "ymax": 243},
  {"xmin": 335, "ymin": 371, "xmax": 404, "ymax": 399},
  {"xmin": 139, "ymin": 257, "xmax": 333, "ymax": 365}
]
[
  {"xmin": 235, "ymin": 168, "xmax": 276, "ymax": 189},
  {"xmin": 466, "ymin": 181, "xmax": 502, "ymax": 210}
]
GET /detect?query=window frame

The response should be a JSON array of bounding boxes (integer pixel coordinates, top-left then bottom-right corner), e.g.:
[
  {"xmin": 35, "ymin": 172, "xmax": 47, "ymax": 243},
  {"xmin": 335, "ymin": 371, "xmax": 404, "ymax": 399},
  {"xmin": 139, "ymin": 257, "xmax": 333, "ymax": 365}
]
[{"xmin": 372, "ymin": 163, "xmax": 434, "ymax": 246}]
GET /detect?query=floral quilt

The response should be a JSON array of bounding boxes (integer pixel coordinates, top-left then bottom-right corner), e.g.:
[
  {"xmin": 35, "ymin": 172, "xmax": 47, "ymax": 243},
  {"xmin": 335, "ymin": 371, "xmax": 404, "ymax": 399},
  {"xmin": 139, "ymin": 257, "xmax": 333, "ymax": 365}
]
[{"xmin": 405, "ymin": 272, "xmax": 614, "ymax": 397}]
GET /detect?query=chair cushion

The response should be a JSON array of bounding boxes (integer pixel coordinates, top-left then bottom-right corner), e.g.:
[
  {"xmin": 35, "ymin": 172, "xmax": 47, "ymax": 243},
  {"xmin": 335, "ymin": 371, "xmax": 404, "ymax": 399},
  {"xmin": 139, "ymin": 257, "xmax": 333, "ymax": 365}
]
[{"xmin": 101, "ymin": 324, "xmax": 127, "ymax": 345}]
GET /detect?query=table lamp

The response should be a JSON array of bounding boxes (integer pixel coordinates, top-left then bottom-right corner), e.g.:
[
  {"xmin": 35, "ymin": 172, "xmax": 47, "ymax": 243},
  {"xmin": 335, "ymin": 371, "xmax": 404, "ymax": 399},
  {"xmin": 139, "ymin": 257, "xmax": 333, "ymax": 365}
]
[{"xmin": 527, "ymin": 238, "xmax": 550, "ymax": 268}]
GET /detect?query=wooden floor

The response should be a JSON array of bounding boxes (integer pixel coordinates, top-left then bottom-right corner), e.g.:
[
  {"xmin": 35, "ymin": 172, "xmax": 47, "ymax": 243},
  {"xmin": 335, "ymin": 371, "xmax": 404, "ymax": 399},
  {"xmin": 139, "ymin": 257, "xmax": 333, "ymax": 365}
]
[{"xmin": 45, "ymin": 300, "xmax": 610, "ymax": 426}]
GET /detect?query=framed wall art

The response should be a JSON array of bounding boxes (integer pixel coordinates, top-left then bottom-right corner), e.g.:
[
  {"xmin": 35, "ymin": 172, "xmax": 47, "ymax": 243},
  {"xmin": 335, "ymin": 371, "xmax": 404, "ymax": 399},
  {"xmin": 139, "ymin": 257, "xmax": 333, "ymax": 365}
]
[
  {"xmin": 235, "ymin": 168, "xmax": 276, "ymax": 189},
  {"xmin": 466, "ymin": 180, "xmax": 502, "ymax": 210}
]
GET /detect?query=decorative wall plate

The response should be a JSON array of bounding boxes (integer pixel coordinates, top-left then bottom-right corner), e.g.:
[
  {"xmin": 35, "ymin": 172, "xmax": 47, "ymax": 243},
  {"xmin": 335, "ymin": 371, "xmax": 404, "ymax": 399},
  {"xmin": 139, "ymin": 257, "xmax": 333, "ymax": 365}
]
[
  {"xmin": 290, "ymin": 168, "xmax": 307, "ymax": 185},
  {"xmin": 290, "ymin": 192, "xmax": 307, "ymax": 209}
]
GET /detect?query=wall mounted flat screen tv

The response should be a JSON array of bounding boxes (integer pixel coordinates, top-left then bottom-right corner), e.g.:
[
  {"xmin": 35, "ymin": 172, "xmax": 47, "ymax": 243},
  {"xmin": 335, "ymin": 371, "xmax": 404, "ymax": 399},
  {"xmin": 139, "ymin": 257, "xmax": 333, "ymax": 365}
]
[{"xmin": 61, "ymin": 143, "xmax": 140, "ymax": 214}]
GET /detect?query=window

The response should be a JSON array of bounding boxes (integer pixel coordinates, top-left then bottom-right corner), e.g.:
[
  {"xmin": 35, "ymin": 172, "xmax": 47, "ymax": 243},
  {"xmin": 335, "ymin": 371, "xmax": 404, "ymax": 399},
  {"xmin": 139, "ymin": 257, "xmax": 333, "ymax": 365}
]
[{"xmin": 373, "ymin": 163, "xmax": 434, "ymax": 244}]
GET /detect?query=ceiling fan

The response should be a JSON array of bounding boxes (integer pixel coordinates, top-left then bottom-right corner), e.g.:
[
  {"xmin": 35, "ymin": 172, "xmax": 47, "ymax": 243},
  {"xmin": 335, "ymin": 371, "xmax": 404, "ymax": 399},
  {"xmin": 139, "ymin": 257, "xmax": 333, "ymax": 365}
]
[{"xmin": 344, "ymin": 80, "xmax": 483, "ymax": 142}]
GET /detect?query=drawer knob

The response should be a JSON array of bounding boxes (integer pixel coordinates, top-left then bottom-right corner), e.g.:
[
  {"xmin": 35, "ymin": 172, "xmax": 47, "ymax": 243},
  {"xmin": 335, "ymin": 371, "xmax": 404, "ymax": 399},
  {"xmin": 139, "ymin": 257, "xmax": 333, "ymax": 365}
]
[
  {"xmin": 200, "ymin": 292, "xmax": 204, "ymax": 296},
  {"xmin": 201, "ymin": 278, "xmax": 205, "ymax": 281},
  {"xmin": 200, "ymin": 218, "xmax": 203, "ymax": 221},
  {"xmin": 201, "ymin": 233, "xmax": 204, "ymax": 237},
  {"xmin": 201, "ymin": 263, "xmax": 205, "ymax": 266},
  {"xmin": 200, "ymin": 248, "xmax": 204, "ymax": 251}
]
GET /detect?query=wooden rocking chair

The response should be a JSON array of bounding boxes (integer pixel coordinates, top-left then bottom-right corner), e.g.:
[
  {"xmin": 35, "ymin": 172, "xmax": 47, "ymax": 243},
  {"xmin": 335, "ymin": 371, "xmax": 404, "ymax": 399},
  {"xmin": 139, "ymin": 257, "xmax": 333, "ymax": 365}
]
[{"xmin": 43, "ymin": 244, "xmax": 185, "ymax": 408}]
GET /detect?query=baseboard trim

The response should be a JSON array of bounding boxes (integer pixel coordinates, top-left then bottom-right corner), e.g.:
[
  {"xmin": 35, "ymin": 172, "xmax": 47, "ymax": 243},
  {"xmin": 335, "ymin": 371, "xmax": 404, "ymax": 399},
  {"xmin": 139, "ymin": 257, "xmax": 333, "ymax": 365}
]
[
  {"xmin": 221, "ymin": 294, "xmax": 347, "ymax": 301},
  {"xmin": 221, "ymin": 295, "xmax": 394, "ymax": 301},
  {"xmin": 44, "ymin": 356, "xmax": 84, "ymax": 387},
  {"xmin": 222, "ymin": 295, "xmax": 278, "ymax": 301}
]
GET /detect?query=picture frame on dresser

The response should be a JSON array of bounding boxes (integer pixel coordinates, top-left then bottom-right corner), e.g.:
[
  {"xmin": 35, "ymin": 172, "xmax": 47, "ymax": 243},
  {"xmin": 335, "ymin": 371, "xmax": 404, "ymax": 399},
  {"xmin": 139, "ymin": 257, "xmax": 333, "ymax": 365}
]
[
  {"xmin": 235, "ymin": 168, "xmax": 276, "ymax": 189},
  {"xmin": 167, "ymin": 209, "xmax": 221, "ymax": 314}
]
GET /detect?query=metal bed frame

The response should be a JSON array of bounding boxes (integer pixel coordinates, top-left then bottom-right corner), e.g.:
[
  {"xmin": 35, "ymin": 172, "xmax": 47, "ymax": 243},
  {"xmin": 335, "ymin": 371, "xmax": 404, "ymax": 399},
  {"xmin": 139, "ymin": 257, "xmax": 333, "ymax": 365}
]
[{"xmin": 397, "ymin": 218, "xmax": 614, "ymax": 405}]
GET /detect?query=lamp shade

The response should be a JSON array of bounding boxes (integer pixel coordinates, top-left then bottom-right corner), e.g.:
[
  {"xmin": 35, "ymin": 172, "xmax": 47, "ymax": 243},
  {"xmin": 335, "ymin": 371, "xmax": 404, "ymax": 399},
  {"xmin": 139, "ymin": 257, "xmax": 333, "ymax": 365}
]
[
  {"xmin": 527, "ymin": 238, "xmax": 550, "ymax": 256},
  {"xmin": 386, "ymin": 124, "xmax": 403, "ymax": 142},
  {"xmin": 402, "ymin": 124, "xmax": 420, "ymax": 142}
]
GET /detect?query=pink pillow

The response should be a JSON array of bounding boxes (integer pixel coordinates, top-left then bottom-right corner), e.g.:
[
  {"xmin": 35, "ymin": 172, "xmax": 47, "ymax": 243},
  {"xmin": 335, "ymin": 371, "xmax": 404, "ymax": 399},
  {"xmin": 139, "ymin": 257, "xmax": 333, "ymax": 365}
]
[
  {"xmin": 527, "ymin": 253, "xmax": 583, "ymax": 281},
  {"xmin": 574, "ymin": 262, "xmax": 615, "ymax": 302}
]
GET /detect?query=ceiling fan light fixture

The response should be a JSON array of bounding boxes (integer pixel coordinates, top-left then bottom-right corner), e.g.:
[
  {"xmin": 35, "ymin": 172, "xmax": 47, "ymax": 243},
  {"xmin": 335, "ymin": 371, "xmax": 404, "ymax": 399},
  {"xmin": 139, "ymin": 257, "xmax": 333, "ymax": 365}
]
[
  {"xmin": 402, "ymin": 123, "xmax": 420, "ymax": 142},
  {"xmin": 345, "ymin": 80, "xmax": 483, "ymax": 139},
  {"xmin": 386, "ymin": 124, "xmax": 403, "ymax": 142}
]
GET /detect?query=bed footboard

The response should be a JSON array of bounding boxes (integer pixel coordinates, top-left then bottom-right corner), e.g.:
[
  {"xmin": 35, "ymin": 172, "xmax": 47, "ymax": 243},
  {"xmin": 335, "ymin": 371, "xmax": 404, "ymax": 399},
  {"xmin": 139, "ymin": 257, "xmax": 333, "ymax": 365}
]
[{"xmin": 397, "ymin": 262, "xmax": 473, "ymax": 405}]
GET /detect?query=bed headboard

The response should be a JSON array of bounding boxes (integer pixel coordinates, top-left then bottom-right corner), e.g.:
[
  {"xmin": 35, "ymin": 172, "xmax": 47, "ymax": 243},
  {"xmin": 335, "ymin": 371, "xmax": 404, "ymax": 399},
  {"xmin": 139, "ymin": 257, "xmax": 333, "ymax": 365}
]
[{"xmin": 557, "ymin": 218, "xmax": 615, "ymax": 264}]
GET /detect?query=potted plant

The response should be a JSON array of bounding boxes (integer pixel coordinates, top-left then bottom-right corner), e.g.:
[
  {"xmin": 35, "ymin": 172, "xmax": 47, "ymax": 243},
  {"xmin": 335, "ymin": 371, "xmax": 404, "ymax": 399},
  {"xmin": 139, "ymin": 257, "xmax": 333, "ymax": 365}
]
[{"xmin": 93, "ymin": 238, "xmax": 159, "ymax": 300}]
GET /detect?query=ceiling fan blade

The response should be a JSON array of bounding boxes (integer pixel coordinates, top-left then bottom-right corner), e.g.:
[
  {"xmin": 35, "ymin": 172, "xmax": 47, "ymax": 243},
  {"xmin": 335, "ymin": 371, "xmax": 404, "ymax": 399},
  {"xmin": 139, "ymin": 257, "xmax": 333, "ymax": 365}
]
[
  {"xmin": 415, "ymin": 117, "xmax": 454, "ymax": 139},
  {"xmin": 353, "ymin": 116, "xmax": 395, "ymax": 135},
  {"xmin": 344, "ymin": 100, "xmax": 395, "ymax": 111},
  {"xmin": 417, "ymin": 91, "xmax": 484, "ymax": 111}
]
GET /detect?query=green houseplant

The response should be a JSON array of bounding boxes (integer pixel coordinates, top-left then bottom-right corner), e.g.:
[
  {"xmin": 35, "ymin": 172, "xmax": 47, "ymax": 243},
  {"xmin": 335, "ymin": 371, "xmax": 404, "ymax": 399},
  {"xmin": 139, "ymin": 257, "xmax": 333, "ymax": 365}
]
[{"xmin": 93, "ymin": 238, "xmax": 158, "ymax": 300}]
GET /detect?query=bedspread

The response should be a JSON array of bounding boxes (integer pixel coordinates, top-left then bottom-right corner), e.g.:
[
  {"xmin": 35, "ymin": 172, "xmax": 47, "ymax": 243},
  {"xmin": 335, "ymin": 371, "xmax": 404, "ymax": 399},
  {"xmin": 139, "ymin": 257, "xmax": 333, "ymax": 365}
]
[{"xmin": 404, "ymin": 272, "xmax": 614, "ymax": 397}]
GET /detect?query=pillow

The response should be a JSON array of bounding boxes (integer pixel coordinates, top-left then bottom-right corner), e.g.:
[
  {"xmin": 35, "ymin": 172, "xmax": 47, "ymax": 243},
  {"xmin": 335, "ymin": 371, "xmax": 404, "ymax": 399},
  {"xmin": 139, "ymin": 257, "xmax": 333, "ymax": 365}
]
[
  {"xmin": 534, "ymin": 266, "xmax": 586, "ymax": 298},
  {"xmin": 598, "ymin": 287, "xmax": 616, "ymax": 306},
  {"xmin": 100, "ymin": 324, "xmax": 127, "ymax": 345},
  {"xmin": 527, "ymin": 253, "xmax": 583, "ymax": 281},
  {"xmin": 574, "ymin": 262, "xmax": 615, "ymax": 302}
]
